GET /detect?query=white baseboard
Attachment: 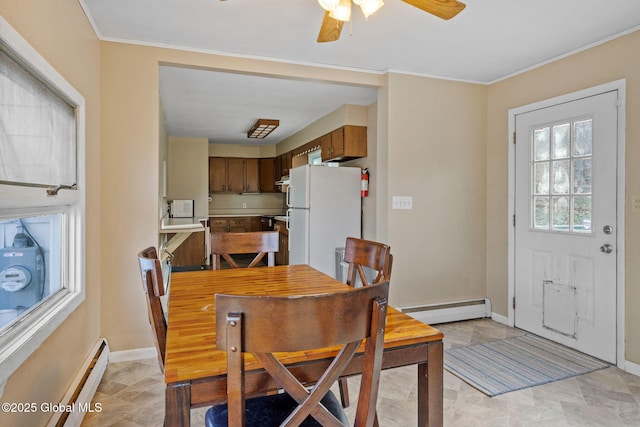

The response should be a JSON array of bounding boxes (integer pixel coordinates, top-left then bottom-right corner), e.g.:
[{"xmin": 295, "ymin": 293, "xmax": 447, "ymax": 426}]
[
  {"xmin": 491, "ymin": 312, "xmax": 510, "ymax": 325},
  {"xmin": 401, "ymin": 298, "xmax": 491, "ymax": 325},
  {"xmin": 108, "ymin": 346, "xmax": 157, "ymax": 363},
  {"xmin": 624, "ymin": 359, "xmax": 640, "ymax": 377},
  {"xmin": 47, "ymin": 339, "xmax": 109, "ymax": 427}
]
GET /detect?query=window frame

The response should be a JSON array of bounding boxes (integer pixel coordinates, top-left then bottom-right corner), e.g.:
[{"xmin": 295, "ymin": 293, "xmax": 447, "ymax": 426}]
[{"xmin": 0, "ymin": 16, "xmax": 85, "ymax": 394}]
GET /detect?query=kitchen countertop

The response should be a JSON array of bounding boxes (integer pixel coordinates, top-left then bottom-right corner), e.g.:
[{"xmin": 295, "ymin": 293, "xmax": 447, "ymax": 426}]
[{"xmin": 159, "ymin": 216, "xmax": 205, "ymax": 233}]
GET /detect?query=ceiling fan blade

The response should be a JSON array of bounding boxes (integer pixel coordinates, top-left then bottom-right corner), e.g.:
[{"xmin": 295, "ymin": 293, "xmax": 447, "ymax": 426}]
[
  {"xmin": 402, "ymin": 0, "xmax": 466, "ymax": 20},
  {"xmin": 317, "ymin": 11, "xmax": 344, "ymax": 43}
]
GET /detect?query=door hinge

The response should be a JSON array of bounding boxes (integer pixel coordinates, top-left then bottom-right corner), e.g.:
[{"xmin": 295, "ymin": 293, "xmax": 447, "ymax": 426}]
[
  {"xmin": 513, "ymin": 131, "xmax": 516, "ymax": 144},
  {"xmin": 512, "ymin": 297, "xmax": 516, "ymax": 310},
  {"xmin": 513, "ymin": 214, "xmax": 516, "ymax": 227}
]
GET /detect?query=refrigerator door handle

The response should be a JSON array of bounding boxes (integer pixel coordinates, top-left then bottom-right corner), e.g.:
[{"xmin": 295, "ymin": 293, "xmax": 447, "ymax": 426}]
[
  {"xmin": 286, "ymin": 185, "xmax": 292, "ymax": 208},
  {"xmin": 285, "ymin": 208, "xmax": 291, "ymax": 231}
]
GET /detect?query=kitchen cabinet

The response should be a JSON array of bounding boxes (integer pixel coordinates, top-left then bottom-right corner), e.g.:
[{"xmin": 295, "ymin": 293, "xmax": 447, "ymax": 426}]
[
  {"xmin": 209, "ymin": 157, "xmax": 227, "ymax": 193},
  {"xmin": 209, "ymin": 157, "xmax": 270, "ymax": 193},
  {"xmin": 210, "ymin": 216, "xmax": 261, "ymax": 233},
  {"xmin": 167, "ymin": 222, "xmax": 206, "ymax": 268},
  {"xmin": 320, "ymin": 125, "xmax": 367, "ymax": 162},
  {"xmin": 276, "ymin": 151, "xmax": 292, "ymax": 178},
  {"xmin": 259, "ymin": 158, "xmax": 276, "ymax": 192},
  {"xmin": 245, "ymin": 158, "xmax": 260, "ymax": 193},
  {"xmin": 226, "ymin": 157, "xmax": 245, "ymax": 193},
  {"xmin": 274, "ymin": 220, "xmax": 289, "ymax": 265}
]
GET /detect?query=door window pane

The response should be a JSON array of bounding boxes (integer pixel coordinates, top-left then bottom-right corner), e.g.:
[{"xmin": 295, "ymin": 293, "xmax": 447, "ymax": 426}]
[
  {"xmin": 534, "ymin": 127, "xmax": 550, "ymax": 161},
  {"xmin": 573, "ymin": 196, "xmax": 592, "ymax": 233},
  {"xmin": 552, "ymin": 196, "xmax": 570, "ymax": 230},
  {"xmin": 534, "ymin": 163, "xmax": 549, "ymax": 194},
  {"xmin": 552, "ymin": 160, "xmax": 570, "ymax": 194},
  {"xmin": 552, "ymin": 123, "xmax": 570, "ymax": 159},
  {"xmin": 573, "ymin": 119, "xmax": 592, "ymax": 157},
  {"xmin": 534, "ymin": 197, "xmax": 550, "ymax": 229},
  {"xmin": 573, "ymin": 158, "xmax": 592, "ymax": 194}
]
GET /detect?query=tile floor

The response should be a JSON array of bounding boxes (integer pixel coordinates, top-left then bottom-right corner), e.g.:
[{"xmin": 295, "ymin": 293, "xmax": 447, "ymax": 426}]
[{"xmin": 81, "ymin": 319, "xmax": 640, "ymax": 426}]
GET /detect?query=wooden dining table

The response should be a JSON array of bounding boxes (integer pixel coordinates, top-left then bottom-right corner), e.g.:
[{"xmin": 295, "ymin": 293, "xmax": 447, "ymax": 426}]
[{"xmin": 164, "ymin": 264, "xmax": 444, "ymax": 426}]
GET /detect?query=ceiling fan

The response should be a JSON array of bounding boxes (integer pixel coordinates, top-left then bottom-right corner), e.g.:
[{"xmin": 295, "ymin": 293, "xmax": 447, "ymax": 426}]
[{"xmin": 317, "ymin": 0, "xmax": 466, "ymax": 42}]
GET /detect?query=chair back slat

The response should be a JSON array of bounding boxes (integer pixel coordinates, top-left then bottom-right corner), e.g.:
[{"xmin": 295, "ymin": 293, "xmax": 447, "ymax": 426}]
[
  {"xmin": 211, "ymin": 231, "xmax": 279, "ymax": 269},
  {"xmin": 137, "ymin": 247, "xmax": 167, "ymax": 371}
]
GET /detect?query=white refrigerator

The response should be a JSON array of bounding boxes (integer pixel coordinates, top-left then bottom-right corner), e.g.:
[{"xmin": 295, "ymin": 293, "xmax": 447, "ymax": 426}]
[{"xmin": 286, "ymin": 165, "xmax": 361, "ymax": 278}]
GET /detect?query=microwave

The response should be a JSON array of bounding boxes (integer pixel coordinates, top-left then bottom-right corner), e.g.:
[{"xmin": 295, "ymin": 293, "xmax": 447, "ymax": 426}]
[{"xmin": 170, "ymin": 199, "xmax": 194, "ymax": 218}]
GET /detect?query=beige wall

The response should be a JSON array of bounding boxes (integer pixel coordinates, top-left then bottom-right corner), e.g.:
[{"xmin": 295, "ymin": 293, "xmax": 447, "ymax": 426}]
[
  {"xmin": 167, "ymin": 137, "xmax": 209, "ymax": 218},
  {"xmin": 0, "ymin": 1, "xmax": 102, "ymax": 425},
  {"xmin": 385, "ymin": 73, "xmax": 488, "ymax": 307},
  {"xmin": 486, "ymin": 30, "xmax": 640, "ymax": 364}
]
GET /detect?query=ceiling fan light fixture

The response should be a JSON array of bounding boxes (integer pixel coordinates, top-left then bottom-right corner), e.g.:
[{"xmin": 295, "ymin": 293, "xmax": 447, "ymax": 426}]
[
  {"xmin": 355, "ymin": 0, "xmax": 384, "ymax": 18},
  {"xmin": 329, "ymin": 0, "xmax": 352, "ymax": 22},
  {"xmin": 318, "ymin": 0, "xmax": 340, "ymax": 12},
  {"xmin": 247, "ymin": 119, "xmax": 279, "ymax": 139}
]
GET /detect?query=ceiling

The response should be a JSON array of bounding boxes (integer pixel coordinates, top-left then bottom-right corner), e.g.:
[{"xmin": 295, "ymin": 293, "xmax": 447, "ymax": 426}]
[{"xmin": 81, "ymin": 0, "xmax": 640, "ymax": 145}]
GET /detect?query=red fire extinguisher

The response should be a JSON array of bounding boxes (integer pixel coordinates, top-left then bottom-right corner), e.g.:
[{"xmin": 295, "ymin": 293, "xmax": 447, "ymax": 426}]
[{"xmin": 361, "ymin": 168, "xmax": 369, "ymax": 197}]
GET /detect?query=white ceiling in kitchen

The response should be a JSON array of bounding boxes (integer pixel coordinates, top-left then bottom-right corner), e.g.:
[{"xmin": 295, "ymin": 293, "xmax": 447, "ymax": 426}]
[{"xmin": 81, "ymin": 0, "xmax": 640, "ymax": 144}]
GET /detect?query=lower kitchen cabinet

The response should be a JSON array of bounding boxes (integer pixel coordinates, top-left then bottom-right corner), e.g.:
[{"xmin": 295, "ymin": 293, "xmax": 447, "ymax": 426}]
[
  {"xmin": 274, "ymin": 220, "xmax": 288, "ymax": 265},
  {"xmin": 168, "ymin": 225, "xmax": 206, "ymax": 268},
  {"xmin": 210, "ymin": 216, "xmax": 263, "ymax": 233}
]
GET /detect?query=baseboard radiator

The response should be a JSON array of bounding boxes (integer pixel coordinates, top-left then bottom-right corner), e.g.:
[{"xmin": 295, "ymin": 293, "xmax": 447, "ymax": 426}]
[
  {"xmin": 401, "ymin": 298, "xmax": 491, "ymax": 325},
  {"xmin": 47, "ymin": 339, "xmax": 109, "ymax": 427}
]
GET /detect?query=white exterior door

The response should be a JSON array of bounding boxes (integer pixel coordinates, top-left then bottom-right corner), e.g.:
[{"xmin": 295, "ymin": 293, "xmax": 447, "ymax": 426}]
[{"xmin": 514, "ymin": 90, "xmax": 619, "ymax": 363}]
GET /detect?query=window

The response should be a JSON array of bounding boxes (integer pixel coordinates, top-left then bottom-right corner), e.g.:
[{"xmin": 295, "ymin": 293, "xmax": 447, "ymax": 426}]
[
  {"xmin": 531, "ymin": 119, "xmax": 593, "ymax": 233},
  {"xmin": 0, "ymin": 16, "xmax": 85, "ymax": 390},
  {"xmin": 308, "ymin": 149, "xmax": 323, "ymax": 165}
]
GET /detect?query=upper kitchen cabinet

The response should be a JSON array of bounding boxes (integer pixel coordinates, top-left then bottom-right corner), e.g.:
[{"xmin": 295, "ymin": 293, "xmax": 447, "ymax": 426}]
[
  {"xmin": 209, "ymin": 156, "xmax": 270, "ymax": 193},
  {"xmin": 260, "ymin": 157, "xmax": 276, "ymax": 192},
  {"xmin": 209, "ymin": 156, "xmax": 227, "ymax": 192},
  {"xmin": 276, "ymin": 151, "xmax": 292, "ymax": 178},
  {"xmin": 244, "ymin": 158, "xmax": 260, "ymax": 193},
  {"xmin": 320, "ymin": 125, "xmax": 367, "ymax": 162}
]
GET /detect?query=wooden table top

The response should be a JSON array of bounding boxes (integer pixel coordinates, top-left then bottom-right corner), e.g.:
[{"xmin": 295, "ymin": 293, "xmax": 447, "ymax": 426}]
[{"xmin": 165, "ymin": 264, "xmax": 444, "ymax": 385}]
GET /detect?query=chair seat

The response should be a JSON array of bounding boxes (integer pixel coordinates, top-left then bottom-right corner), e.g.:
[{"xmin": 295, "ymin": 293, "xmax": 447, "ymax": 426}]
[{"xmin": 205, "ymin": 391, "xmax": 348, "ymax": 427}]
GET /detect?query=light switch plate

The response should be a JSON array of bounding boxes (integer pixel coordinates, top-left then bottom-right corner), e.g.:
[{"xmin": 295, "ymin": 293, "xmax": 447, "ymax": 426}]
[
  {"xmin": 632, "ymin": 195, "xmax": 640, "ymax": 213},
  {"xmin": 392, "ymin": 196, "xmax": 413, "ymax": 210}
]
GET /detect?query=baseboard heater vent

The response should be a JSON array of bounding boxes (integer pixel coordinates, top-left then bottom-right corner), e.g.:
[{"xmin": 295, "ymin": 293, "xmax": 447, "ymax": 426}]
[
  {"xmin": 47, "ymin": 339, "xmax": 109, "ymax": 427},
  {"xmin": 401, "ymin": 298, "xmax": 491, "ymax": 325}
]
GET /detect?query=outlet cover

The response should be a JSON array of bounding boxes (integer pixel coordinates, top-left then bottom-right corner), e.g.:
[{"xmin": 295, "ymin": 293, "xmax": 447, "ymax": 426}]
[{"xmin": 392, "ymin": 196, "xmax": 413, "ymax": 210}]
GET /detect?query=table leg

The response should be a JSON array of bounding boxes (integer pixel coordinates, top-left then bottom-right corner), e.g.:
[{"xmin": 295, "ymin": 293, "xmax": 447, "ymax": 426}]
[
  {"xmin": 417, "ymin": 341, "xmax": 443, "ymax": 427},
  {"xmin": 165, "ymin": 381, "xmax": 191, "ymax": 427}
]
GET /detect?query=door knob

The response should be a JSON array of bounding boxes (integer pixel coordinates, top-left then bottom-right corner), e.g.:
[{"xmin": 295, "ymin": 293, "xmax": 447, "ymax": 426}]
[{"xmin": 600, "ymin": 244, "xmax": 614, "ymax": 254}]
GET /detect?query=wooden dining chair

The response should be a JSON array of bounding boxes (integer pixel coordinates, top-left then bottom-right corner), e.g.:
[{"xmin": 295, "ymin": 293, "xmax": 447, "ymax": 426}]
[
  {"xmin": 210, "ymin": 231, "xmax": 279, "ymax": 269},
  {"xmin": 339, "ymin": 237, "xmax": 393, "ymax": 410},
  {"xmin": 344, "ymin": 237, "xmax": 393, "ymax": 288},
  {"xmin": 137, "ymin": 247, "xmax": 167, "ymax": 372},
  {"xmin": 205, "ymin": 281, "xmax": 390, "ymax": 427}
]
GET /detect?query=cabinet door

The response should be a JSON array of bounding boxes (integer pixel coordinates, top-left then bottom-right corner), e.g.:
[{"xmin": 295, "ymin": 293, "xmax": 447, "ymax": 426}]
[
  {"xmin": 282, "ymin": 151, "xmax": 291, "ymax": 176},
  {"xmin": 210, "ymin": 219, "xmax": 229, "ymax": 232},
  {"xmin": 250, "ymin": 217, "xmax": 262, "ymax": 232},
  {"xmin": 260, "ymin": 158, "xmax": 276, "ymax": 192},
  {"xmin": 169, "ymin": 228, "xmax": 206, "ymax": 267},
  {"xmin": 227, "ymin": 158, "xmax": 245, "ymax": 193},
  {"xmin": 245, "ymin": 158, "xmax": 260, "ymax": 192},
  {"xmin": 330, "ymin": 128, "xmax": 345, "ymax": 158},
  {"xmin": 319, "ymin": 133, "xmax": 332, "ymax": 162},
  {"xmin": 209, "ymin": 157, "xmax": 227, "ymax": 192},
  {"xmin": 229, "ymin": 217, "xmax": 249, "ymax": 232}
]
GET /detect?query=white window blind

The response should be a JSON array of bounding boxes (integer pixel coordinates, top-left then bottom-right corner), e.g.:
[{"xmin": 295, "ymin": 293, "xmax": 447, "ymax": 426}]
[{"xmin": 0, "ymin": 46, "xmax": 76, "ymax": 187}]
